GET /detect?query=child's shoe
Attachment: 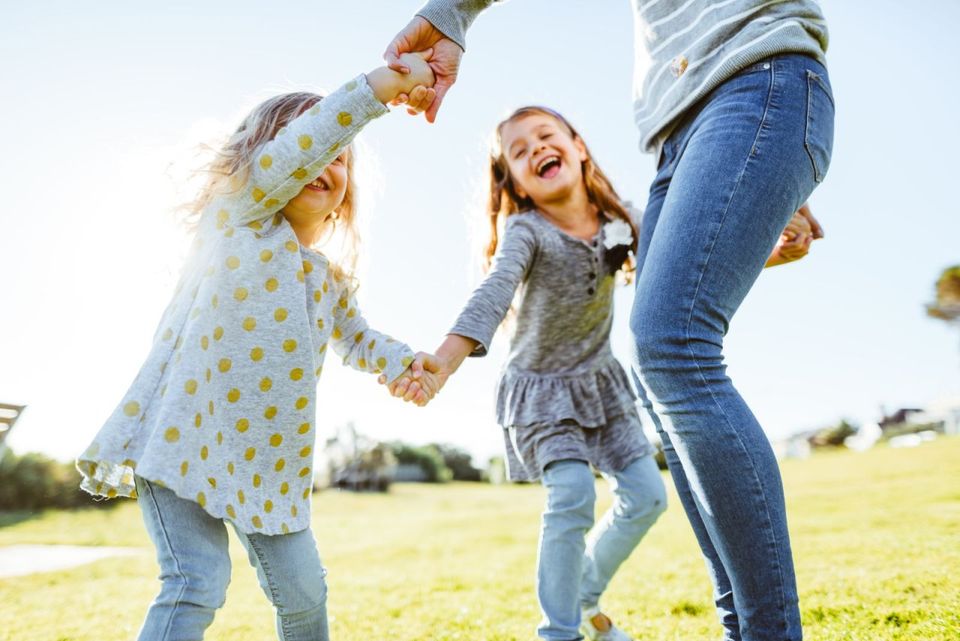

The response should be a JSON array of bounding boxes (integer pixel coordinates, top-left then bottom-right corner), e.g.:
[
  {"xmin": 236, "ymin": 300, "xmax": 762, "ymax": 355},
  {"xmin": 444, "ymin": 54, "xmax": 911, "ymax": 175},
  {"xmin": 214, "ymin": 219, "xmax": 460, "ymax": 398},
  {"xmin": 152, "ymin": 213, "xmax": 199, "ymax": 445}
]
[{"xmin": 580, "ymin": 606, "xmax": 632, "ymax": 641}]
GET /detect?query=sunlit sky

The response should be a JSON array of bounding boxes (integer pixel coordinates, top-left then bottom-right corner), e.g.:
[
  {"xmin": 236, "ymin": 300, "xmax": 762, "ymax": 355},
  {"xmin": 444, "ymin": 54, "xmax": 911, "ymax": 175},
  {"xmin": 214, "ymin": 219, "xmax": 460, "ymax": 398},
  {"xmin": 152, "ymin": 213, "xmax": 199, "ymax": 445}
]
[{"xmin": 2, "ymin": 1, "xmax": 958, "ymax": 466}]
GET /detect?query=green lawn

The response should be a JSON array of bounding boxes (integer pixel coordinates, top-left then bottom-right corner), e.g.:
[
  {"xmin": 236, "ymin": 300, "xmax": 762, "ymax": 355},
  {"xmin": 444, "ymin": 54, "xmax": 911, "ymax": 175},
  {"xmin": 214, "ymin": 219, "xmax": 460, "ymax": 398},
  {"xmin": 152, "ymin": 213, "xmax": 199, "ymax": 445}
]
[{"xmin": 2, "ymin": 437, "xmax": 958, "ymax": 641}]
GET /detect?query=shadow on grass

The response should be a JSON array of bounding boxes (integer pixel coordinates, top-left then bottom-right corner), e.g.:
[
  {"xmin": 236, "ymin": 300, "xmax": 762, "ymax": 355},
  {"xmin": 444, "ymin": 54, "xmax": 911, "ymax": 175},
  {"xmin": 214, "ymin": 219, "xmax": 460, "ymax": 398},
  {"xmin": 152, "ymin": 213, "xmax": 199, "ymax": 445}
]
[{"xmin": 0, "ymin": 510, "xmax": 42, "ymax": 529}]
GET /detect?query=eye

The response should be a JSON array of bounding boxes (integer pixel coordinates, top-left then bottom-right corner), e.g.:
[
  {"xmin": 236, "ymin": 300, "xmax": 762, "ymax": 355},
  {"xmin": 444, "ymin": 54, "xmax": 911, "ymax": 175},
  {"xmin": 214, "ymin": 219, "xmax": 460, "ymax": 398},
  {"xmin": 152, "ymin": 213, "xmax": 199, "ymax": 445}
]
[
  {"xmin": 331, "ymin": 154, "xmax": 346, "ymax": 165},
  {"xmin": 512, "ymin": 148, "xmax": 526, "ymax": 160}
]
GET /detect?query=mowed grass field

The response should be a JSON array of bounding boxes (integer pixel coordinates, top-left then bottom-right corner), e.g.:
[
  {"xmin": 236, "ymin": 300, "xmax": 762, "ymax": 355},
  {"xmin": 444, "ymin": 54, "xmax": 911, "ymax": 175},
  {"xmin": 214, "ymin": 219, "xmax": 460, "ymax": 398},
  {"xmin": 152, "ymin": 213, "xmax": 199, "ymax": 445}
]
[{"xmin": 1, "ymin": 437, "xmax": 958, "ymax": 641}]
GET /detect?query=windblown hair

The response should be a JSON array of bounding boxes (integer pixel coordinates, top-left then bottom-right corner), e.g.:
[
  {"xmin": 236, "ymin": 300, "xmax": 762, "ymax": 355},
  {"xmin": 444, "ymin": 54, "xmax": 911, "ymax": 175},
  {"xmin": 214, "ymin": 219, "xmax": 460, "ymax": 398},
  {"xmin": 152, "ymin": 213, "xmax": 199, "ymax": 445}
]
[
  {"xmin": 186, "ymin": 92, "xmax": 361, "ymax": 279},
  {"xmin": 485, "ymin": 106, "xmax": 636, "ymax": 282}
]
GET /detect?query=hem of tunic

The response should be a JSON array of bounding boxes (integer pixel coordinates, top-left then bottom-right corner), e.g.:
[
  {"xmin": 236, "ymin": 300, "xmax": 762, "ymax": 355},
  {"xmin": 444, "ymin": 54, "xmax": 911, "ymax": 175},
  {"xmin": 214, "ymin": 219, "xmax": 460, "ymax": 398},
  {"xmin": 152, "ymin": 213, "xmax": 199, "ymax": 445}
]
[
  {"xmin": 77, "ymin": 457, "xmax": 311, "ymax": 536},
  {"xmin": 495, "ymin": 357, "xmax": 639, "ymax": 428}
]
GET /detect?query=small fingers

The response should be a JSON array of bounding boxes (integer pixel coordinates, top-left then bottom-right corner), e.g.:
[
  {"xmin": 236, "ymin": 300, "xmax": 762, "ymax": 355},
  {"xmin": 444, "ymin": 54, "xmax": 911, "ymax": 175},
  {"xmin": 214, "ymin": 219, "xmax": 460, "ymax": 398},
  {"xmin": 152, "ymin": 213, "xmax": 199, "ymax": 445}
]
[{"xmin": 401, "ymin": 380, "xmax": 422, "ymax": 402}]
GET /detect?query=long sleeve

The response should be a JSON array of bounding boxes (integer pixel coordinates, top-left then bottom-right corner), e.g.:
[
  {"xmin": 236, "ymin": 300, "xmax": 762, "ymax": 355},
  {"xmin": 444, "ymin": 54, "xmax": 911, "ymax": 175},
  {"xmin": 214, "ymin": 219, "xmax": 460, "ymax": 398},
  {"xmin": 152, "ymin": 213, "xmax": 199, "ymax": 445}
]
[
  {"xmin": 330, "ymin": 282, "xmax": 415, "ymax": 384},
  {"xmin": 416, "ymin": 0, "xmax": 503, "ymax": 50},
  {"xmin": 215, "ymin": 74, "xmax": 389, "ymax": 228},
  {"xmin": 449, "ymin": 215, "xmax": 537, "ymax": 356}
]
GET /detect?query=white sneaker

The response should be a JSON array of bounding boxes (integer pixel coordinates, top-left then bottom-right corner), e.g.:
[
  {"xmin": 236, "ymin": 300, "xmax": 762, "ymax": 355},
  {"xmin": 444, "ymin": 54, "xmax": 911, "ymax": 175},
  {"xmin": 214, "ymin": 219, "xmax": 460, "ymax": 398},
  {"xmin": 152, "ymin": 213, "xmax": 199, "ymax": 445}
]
[{"xmin": 580, "ymin": 606, "xmax": 633, "ymax": 641}]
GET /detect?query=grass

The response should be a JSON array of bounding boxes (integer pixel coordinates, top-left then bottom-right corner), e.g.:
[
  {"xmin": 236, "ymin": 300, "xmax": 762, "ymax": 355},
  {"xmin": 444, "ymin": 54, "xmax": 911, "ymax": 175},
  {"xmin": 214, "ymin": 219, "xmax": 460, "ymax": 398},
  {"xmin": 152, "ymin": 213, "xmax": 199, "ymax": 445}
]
[{"xmin": 2, "ymin": 437, "xmax": 958, "ymax": 640}]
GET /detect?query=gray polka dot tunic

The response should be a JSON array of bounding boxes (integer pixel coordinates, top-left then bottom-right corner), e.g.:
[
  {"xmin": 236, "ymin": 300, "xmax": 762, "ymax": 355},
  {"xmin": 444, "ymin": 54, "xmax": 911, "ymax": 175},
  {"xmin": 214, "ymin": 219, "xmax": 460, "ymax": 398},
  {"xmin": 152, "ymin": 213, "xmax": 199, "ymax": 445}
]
[{"xmin": 77, "ymin": 75, "xmax": 415, "ymax": 535}]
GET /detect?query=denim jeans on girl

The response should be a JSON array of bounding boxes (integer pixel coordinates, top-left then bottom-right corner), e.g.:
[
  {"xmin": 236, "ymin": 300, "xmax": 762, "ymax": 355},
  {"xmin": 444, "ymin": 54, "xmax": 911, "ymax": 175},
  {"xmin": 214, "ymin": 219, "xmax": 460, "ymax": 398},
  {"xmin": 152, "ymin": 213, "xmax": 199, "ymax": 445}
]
[
  {"xmin": 135, "ymin": 476, "xmax": 329, "ymax": 641},
  {"xmin": 536, "ymin": 455, "xmax": 666, "ymax": 641},
  {"xmin": 630, "ymin": 54, "xmax": 835, "ymax": 641}
]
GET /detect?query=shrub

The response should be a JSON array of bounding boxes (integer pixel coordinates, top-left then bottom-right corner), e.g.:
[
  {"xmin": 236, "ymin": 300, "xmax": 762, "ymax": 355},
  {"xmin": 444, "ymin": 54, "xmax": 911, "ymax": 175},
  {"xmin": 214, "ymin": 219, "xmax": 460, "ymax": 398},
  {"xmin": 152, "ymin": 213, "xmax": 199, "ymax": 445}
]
[{"xmin": 0, "ymin": 449, "xmax": 118, "ymax": 511}]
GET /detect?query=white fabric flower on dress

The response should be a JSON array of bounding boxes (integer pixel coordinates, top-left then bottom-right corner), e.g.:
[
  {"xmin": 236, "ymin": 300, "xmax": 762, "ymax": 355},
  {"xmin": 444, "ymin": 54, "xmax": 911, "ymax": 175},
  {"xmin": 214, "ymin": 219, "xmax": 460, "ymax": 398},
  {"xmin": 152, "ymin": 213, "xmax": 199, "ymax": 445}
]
[{"xmin": 602, "ymin": 218, "xmax": 634, "ymax": 249}]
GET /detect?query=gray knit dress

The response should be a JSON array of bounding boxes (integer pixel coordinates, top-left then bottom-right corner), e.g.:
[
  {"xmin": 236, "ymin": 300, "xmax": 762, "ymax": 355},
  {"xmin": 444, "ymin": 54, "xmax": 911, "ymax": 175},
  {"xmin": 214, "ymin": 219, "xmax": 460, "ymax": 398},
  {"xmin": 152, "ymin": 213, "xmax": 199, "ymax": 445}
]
[{"xmin": 449, "ymin": 211, "xmax": 654, "ymax": 480}]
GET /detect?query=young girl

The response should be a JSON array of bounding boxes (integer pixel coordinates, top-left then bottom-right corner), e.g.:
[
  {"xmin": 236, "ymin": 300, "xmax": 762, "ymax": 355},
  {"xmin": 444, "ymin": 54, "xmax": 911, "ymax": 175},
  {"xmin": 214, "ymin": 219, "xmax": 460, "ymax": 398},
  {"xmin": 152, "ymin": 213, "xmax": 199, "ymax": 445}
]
[
  {"xmin": 76, "ymin": 53, "xmax": 437, "ymax": 641},
  {"xmin": 385, "ymin": 105, "xmax": 822, "ymax": 641},
  {"xmin": 397, "ymin": 106, "xmax": 668, "ymax": 641}
]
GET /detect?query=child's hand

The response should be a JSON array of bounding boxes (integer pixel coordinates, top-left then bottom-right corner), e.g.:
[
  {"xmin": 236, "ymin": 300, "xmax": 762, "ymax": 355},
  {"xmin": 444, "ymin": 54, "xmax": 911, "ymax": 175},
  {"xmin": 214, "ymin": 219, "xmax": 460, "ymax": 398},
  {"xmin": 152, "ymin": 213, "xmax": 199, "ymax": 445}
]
[
  {"xmin": 396, "ymin": 51, "xmax": 435, "ymax": 91},
  {"xmin": 366, "ymin": 51, "xmax": 435, "ymax": 106},
  {"xmin": 381, "ymin": 351, "xmax": 445, "ymax": 406},
  {"xmin": 379, "ymin": 351, "xmax": 449, "ymax": 405},
  {"xmin": 392, "ymin": 85, "xmax": 437, "ymax": 115}
]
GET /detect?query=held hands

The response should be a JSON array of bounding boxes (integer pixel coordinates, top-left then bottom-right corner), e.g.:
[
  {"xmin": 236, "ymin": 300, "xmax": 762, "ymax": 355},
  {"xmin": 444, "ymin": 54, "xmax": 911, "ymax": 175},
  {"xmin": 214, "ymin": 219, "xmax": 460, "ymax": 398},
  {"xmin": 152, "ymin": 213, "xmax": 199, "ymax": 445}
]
[
  {"xmin": 765, "ymin": 203, "xmax": 824, "ymax": 267},
  {"xmin": 379, "ymin": 352, "xmax": 448, "ymax": 407},
  {"xmin": 366, "ymin": 50, "xmax": 436, "ymax": 113},
  {"xmin": 384, "ymin": 16, "xmax": 463, "ymax": 122}
]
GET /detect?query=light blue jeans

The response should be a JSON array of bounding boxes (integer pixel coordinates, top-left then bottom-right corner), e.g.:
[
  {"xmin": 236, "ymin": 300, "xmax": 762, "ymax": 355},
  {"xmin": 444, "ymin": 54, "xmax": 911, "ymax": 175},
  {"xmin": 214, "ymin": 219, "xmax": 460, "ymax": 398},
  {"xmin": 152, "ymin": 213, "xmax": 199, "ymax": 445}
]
[
  {"xmin": 630, "ymin": 54, "xmax": 835, "ymax": 641},
  {"xmin": 537, "ymin": 455, "xmax": 666, "ymax": 641},
  {"xmin": 135, "ymin": 476, "xmax": 329, "ymax": 641}
]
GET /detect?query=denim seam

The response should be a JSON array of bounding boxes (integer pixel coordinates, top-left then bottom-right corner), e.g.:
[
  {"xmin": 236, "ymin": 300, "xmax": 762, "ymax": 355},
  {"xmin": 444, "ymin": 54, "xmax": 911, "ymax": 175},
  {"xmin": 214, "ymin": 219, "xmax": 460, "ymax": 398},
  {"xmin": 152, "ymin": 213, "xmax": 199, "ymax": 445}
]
[
  {"xmin": 247, "ymin": 535, "xmax": 292, "ymax": 640},
  {"xmin": 141, "ymin": 478, "xmax": 189, "ymax": 641},
  {"xmin": 679, "ymin": 61, "xmax": 790, "ymax": 639},
  {"xmin": 803, "ymin": 69, "xmax": 833, "ymax": 184}
]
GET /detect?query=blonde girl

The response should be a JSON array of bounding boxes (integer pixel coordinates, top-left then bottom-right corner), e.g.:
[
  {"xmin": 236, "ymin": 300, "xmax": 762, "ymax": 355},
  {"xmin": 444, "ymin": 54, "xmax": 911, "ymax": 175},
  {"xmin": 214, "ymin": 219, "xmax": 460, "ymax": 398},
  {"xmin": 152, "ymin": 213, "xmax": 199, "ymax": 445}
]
[{"xmin": 77, "ymin": 53, "xmax": 437, "ymax": 641}]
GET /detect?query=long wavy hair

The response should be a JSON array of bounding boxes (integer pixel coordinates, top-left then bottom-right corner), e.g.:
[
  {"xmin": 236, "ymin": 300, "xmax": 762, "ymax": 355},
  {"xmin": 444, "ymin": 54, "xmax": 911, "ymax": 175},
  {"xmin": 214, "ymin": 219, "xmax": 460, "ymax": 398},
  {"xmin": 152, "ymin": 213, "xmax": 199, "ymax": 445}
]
[
  {"xmin": 485, "ymin": 106, "xmax": 636, "ymax": 282},
  {"xmin": 186, "ymin": 92, "xmax": 361, "ymax": 279}
]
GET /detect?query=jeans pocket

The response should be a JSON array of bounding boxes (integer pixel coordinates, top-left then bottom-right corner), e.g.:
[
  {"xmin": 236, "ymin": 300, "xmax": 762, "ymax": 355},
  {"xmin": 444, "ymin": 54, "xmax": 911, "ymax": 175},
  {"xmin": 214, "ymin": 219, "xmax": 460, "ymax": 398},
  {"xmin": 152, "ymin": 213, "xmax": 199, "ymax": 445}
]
[{"xmin": 804, "ymin": 69, "xmax": 836, "ymax": 183}]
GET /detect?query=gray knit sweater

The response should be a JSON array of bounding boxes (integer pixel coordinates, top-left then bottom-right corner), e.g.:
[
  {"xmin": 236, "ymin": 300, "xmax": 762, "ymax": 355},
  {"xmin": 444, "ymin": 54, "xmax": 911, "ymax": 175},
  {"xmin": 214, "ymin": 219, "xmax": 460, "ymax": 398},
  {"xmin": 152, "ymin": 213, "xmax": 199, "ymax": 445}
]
[{"xmin": 417, "ymin": 0, "xmax": 828, "ymax": 154}]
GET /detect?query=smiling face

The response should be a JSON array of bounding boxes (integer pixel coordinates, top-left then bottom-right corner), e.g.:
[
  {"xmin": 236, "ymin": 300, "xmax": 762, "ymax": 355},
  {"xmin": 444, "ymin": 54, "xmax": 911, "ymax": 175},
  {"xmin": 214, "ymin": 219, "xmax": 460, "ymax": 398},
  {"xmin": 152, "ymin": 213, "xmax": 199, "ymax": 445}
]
[
  {"xmin": 281, "ymin": 149, "xmax": 351, "ymax": 234},
  {"xmin": 498, "ymin": 112, "xmax": 589, "ymax": 209}
]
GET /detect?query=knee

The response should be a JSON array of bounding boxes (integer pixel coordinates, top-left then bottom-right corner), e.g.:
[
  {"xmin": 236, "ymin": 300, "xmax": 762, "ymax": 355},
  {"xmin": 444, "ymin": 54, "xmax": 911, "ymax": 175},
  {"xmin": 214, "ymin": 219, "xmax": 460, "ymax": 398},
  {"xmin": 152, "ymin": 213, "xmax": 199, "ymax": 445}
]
[
  {"xmin": 542, "ymin": 460, "xmax": 596, "ymax": 529},
  {"xmin": 616, "ymin": 465, "xmax": 668, "ymax": 524},
  {"xmin": 285, "ymin": 569, "xmax": 328, "ymax": 614},
  {"xmin": 161, "ymin": 555, "xmax": 231, "ymax": 610},
  {"xmin": 631, "ymin": 318, "xmax": 725, "ymax": 405}
]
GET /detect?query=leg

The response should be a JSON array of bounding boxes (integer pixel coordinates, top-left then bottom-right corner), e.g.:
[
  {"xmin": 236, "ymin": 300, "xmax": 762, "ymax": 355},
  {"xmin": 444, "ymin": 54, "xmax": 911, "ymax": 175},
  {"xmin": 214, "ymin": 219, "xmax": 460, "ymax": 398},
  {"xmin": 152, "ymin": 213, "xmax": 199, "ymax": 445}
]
[
  {"xmin": 630, "ymin": 55, "xmax": 834, "ymax": 641},
  {"xmin": 635, "ymin": 120, "xmax": 741, "ymax": 641},
  {"xmin": 580, "ymin": 454, "xmax": 667, "ymax": 610},
  {"xmin": 136, "ymin": 476, "xmax": 232, "ymax": 641},
  {"xmin": 234, "ymin": 526, "xmax": 329, "ymax": 641},
  {"xmin": 537, "ymin": 459, "xmax": 597, "ymax": 641}
]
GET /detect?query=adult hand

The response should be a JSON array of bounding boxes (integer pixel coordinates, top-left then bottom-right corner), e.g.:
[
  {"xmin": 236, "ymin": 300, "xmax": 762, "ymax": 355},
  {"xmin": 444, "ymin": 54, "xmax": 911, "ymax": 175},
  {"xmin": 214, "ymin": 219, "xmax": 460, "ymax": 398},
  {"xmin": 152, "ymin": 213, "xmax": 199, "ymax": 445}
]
[
  {"xmin": 795, "ymin": 202, "xmax": 824, "ymax": 239},
  {"xmin": 384, "ymin": 16, "xmax": 463, "ymax": 123}
]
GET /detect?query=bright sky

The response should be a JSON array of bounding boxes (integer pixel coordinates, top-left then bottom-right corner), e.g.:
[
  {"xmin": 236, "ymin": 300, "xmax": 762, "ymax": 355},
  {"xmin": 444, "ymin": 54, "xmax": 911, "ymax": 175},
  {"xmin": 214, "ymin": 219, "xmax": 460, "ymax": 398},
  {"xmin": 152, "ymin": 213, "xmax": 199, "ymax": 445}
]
[{"xmin": 2, "ymin": 1, "xmax": 958, "ymax": 467}]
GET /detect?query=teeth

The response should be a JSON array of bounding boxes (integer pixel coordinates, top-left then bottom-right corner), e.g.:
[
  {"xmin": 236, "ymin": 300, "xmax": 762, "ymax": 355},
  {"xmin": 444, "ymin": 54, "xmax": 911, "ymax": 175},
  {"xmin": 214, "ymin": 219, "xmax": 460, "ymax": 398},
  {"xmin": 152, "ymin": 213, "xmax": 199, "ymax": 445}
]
[{"xmin": 536, "ymin": 156, "xmax": 560, "ymax": 176}]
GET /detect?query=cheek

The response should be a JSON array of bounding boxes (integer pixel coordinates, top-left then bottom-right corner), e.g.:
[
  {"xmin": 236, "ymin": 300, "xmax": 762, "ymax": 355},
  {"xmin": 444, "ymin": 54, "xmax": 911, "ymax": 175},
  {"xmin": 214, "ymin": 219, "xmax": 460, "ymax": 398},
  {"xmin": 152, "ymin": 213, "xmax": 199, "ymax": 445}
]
[{"xmin": 506, "ymin": 162, "xmax": 534, "ymax": 195}]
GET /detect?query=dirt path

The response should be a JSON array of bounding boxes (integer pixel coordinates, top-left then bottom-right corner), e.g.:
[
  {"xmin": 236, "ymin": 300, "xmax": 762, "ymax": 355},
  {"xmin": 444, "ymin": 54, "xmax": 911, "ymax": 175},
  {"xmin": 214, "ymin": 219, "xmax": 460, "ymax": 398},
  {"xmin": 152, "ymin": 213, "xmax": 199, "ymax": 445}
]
[{"xmin": 0, "ymin": 544, "xmax": 144, "ymax": 578}]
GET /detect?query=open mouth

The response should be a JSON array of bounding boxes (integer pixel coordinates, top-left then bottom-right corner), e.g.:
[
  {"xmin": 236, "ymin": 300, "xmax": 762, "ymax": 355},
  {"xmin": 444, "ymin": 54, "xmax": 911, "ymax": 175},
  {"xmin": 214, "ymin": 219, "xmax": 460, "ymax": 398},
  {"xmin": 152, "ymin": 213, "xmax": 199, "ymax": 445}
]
[
  {"xmin": 305, "ymin": 176, "xmax": 330, "ymax": 192},
  {"xmin": 536, "ymin": 156, "xmax": 562, "ymax": 179}
]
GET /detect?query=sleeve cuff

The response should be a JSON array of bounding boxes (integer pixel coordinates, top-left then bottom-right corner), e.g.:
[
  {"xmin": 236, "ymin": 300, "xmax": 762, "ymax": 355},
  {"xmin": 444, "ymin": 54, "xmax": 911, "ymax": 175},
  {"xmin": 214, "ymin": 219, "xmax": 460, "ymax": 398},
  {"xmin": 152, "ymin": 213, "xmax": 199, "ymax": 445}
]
[
  {"xmin": 381, "ymin": 346, "xmax": 417, "ymax": 384},
  {"xmin": 447, "ymin": 326, "xmax": 491, "ymax": 358},
  {"xmin": 347, "ymin": 73, "xmax": 390, "ymax": 121},
  {"xmin": 416, "ymin": 0, "xmax": 498, "ymax": 50}
]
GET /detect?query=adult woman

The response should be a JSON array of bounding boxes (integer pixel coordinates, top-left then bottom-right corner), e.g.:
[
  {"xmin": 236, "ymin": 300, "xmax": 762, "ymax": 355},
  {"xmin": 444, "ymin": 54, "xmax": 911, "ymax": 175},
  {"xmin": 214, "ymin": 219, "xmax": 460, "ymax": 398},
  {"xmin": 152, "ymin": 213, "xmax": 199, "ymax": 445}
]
[{"xmin": 384, "ymin": 2, "xmax": 834, "ymax": 640}]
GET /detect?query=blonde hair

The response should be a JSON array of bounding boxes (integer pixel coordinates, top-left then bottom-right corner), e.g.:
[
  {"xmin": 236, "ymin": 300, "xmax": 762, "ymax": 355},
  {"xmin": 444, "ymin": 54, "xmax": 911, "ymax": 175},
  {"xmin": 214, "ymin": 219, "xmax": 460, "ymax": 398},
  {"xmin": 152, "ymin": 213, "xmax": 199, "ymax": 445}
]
[
  {"xmin": 186, "ymin": 92, "xmax": 361, "ymax": 280},
  {"xmin": 485, "ymin": 106, "xmax": 636, "ymax": 282}
]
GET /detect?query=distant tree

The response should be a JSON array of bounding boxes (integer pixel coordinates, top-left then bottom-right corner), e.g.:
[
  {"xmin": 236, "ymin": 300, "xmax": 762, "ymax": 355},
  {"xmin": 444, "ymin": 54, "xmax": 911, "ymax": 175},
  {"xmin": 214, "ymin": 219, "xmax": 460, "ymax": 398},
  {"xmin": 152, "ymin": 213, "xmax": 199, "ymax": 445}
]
[
  {"xmin": 430, "ymin": 443, "xmax": 483, "ymax": 481},
  {"xmin": 808, "ymin": 420, "xmax": 858, "ymax": 448},
  {"xmin": 389, "ymin": 442, "xmax": 452, "ymax": 483},
  {"xmin": 926, "ymin": 265, "xmax": 960, "ymax": 329}
]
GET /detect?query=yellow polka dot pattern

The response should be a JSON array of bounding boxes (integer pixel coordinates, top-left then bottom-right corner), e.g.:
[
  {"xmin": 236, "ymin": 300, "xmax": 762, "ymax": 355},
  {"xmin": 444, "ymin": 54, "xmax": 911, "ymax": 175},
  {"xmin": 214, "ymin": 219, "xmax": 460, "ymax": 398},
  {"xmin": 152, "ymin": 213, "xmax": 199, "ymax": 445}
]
[{"xmin": 77, "ymin": 75, "xmax": 416, "ymax": 536}]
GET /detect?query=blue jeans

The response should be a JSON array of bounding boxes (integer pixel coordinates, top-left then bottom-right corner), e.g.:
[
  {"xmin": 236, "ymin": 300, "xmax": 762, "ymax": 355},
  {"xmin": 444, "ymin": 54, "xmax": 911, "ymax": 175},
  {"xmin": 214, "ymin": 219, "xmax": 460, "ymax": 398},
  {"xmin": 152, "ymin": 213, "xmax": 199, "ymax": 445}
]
[
  {"xmin": 630, "ymin": 54, "xmax": 835, "ymax": 641},
  {"xmin": 537, "ymin": 455, "xmax": 667, "ymax": 641},
  {"xmin": 135, "ymin": 476, "xmax": 329, "ymax": 641}
]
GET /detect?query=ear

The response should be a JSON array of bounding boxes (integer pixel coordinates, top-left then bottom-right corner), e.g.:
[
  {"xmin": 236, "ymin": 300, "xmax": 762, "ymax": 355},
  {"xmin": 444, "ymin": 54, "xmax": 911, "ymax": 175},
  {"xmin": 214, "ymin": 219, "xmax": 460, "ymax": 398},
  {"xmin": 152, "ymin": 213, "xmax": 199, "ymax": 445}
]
[{"xmin": 574, "ymin": 136, "xmax": 588, "ymax": 162}]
